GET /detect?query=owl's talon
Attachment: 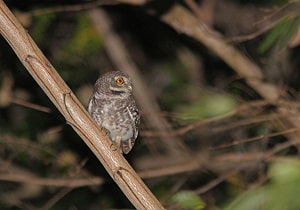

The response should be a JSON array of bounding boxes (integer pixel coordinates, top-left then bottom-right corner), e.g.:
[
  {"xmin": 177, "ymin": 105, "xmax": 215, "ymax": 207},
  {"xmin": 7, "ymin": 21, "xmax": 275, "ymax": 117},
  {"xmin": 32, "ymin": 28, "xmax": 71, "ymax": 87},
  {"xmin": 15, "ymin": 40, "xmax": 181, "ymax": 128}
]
[
  {"xmin": 101, "ymin": 127, "xmax": 110, "ymax": 135},
  {"xmin": 110, "ymin": 141, "xmax": 122, "ymax": 154},
  {"xmin": 110, "ymin": 136, "xmax": 122, "ymax": 154},
  {"xmin": 110, "ymin": 142, "xmax": 117, "ymax": 151}
]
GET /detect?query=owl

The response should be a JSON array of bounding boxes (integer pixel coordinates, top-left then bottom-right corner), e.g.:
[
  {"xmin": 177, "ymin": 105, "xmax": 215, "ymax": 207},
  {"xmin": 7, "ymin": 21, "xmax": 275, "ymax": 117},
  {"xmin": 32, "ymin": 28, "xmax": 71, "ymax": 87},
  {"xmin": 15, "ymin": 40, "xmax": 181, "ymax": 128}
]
[{"xmin": 88, "ymin": 71, "xmax": 140, "ymax": 154}]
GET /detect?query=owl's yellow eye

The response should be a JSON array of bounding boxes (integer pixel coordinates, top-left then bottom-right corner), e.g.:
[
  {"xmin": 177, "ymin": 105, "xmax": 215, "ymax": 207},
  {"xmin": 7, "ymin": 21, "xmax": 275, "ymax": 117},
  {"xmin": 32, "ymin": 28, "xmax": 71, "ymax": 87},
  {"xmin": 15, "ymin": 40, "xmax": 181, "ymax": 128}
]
[{"xmin": 116, "ymin": 77, "xmax": 124, "ymax": 85}]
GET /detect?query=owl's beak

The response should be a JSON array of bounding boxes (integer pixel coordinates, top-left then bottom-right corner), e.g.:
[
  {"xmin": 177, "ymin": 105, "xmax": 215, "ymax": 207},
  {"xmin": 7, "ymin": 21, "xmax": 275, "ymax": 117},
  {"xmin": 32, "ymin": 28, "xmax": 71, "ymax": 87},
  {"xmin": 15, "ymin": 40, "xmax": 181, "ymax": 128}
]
[{"xmin": 127, "ymin": 85, "xmax": 133, "ymax": 92}]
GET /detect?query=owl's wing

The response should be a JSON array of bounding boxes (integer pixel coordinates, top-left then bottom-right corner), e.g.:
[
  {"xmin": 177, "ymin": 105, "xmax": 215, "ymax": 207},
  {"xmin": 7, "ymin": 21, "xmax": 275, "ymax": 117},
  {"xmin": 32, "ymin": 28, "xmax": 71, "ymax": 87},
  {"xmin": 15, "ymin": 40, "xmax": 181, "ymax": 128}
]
[
  {"xmin": 87, "ymin": 96, "xmax": 107, "ymax": 128},
  {"xmin": 87, "ymin": 96, "xmax": 98, "ymax": 115},
  {"xmin": 127, "ymin": 96, "xmax": 140, "ymax": 140}
]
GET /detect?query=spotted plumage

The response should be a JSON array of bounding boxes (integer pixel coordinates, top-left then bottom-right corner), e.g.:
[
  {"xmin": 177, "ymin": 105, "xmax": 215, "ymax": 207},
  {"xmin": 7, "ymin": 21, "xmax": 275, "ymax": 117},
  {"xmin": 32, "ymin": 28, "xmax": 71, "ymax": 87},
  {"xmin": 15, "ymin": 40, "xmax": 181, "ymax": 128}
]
[{"xmin": 88, "ymin": 71, "xmax": 140, "ymax": 154}]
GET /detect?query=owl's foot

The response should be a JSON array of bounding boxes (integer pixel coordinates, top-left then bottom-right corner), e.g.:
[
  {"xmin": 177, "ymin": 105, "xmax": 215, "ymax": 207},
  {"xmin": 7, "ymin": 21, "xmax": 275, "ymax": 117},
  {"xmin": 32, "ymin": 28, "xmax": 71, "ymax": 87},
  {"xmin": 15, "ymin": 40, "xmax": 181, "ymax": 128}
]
[
  {"xmin": 110, "ymin": 136, "xmax": 123, "ymax": 154},
  {"xmin": 100, "ymin": 127, "xmax": 110, "ymax": 136}
]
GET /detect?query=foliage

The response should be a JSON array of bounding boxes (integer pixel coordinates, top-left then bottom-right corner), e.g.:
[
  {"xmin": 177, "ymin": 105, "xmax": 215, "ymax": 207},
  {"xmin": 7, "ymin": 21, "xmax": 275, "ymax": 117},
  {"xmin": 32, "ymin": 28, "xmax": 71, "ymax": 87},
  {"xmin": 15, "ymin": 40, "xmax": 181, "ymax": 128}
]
[
  {"xmin": 170, "ymin": 191, "xmax": 206, "ymax": 210},
  {"xmin": 177, "ymin": 91, "xmax": 237, "ymax": 121},
  {"xmin": 225, "ymin": 159, "xmax": 300, "ymax": 210},
  {"xmin": 259, "ymin": 15, "xmax": 300, "ymax": 52}
]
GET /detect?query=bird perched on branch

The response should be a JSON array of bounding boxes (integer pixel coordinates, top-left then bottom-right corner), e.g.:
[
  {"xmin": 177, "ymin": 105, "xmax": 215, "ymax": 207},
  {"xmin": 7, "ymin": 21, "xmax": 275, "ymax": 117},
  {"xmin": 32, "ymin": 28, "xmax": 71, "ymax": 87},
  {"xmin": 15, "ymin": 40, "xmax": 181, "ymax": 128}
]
[{"xmin": 88, "ymin": 71, "xmax": 140, "ymax": 154}]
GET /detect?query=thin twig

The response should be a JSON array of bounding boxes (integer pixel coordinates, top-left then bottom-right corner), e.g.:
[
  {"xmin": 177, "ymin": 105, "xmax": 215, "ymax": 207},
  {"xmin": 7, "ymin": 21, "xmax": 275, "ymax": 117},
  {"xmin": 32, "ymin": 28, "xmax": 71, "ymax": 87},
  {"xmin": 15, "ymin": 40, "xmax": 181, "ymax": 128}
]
[
  {"xmin": 40, "ymin": 188, "xmax": 73, "ymax": 210},
  {"xmin": 29, "ymin": 0, "xmax": 146, "ymax": 16},
  {"xmin": 10, "ymin": 97, "xmax": 51, "ymax": 113},
  {"xmin": 211, "ymin": 127, "xmax": 300, "ymax": 150},
  {"xmin": 0, "ymin": 173, "xmax": 104, "ymax": 187},
  {"xmin": 228, "ymin": 1, "xmax": 300, "ymax": 42},
  {"xmin": 194, "ymin": 169, "xmax": 238, "ymax": 194}
]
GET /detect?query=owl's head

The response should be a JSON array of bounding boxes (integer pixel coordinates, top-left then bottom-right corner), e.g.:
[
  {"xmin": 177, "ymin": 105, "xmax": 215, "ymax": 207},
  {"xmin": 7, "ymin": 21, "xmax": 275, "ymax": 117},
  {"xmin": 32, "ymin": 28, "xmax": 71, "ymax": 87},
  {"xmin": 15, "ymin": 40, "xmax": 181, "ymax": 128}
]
[
  {"xmin": 109, "ymin": 73, "xmax": 133, "ymax": 94},
  {"xmin": 94, "ymin": 71, "xmax": 133, "ymax": 96}
]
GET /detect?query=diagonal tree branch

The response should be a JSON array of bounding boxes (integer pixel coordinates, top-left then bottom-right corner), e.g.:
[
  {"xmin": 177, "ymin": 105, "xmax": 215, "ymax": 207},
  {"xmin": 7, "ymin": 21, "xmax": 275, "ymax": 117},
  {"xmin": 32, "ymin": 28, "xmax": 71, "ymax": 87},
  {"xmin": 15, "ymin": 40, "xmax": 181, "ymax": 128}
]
[{"xmin": 0, "ymin": 1, "xmax": 164, "ymax": 209}]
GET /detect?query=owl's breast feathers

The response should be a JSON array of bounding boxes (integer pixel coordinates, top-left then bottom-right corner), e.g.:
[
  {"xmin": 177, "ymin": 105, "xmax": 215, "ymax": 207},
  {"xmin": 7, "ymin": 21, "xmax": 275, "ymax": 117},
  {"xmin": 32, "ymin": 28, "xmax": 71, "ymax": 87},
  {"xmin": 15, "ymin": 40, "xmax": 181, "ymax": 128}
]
[{"xmin": 88, "ymin": 95, "xmax": 139, "ymax": 141}]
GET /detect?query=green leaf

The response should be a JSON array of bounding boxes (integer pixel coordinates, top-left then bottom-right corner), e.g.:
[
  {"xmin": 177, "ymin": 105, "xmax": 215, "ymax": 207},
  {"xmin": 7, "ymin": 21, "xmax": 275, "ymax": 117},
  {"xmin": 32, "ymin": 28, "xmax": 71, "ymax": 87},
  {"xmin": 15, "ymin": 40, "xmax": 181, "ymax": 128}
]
[
  {"xmin": 177, "ymin": 93, "xmax": 237, "ymax": 121},
  {"xmin": 259, "ymin": 15, "xmax": 300, "ymax": 52},
  {"xmin": 269, "ymin": 158, "xmax": 300, "ymax": 184},
  {"xmin": 225, "ymin": 159, "xmax": 300, "ymax": 210},
  {"xmin": 170, "ymin": 191, "xmax": 206, "ymax": 210}
]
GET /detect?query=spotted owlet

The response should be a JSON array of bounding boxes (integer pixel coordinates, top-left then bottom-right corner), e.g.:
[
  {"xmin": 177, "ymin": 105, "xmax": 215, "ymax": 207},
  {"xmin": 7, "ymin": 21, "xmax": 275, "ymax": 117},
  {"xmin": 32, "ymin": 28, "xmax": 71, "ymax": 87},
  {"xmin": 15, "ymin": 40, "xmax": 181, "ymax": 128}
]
[{"xmin": 88, "ymin": 71, "xmax": 140, "ymax": 154}]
